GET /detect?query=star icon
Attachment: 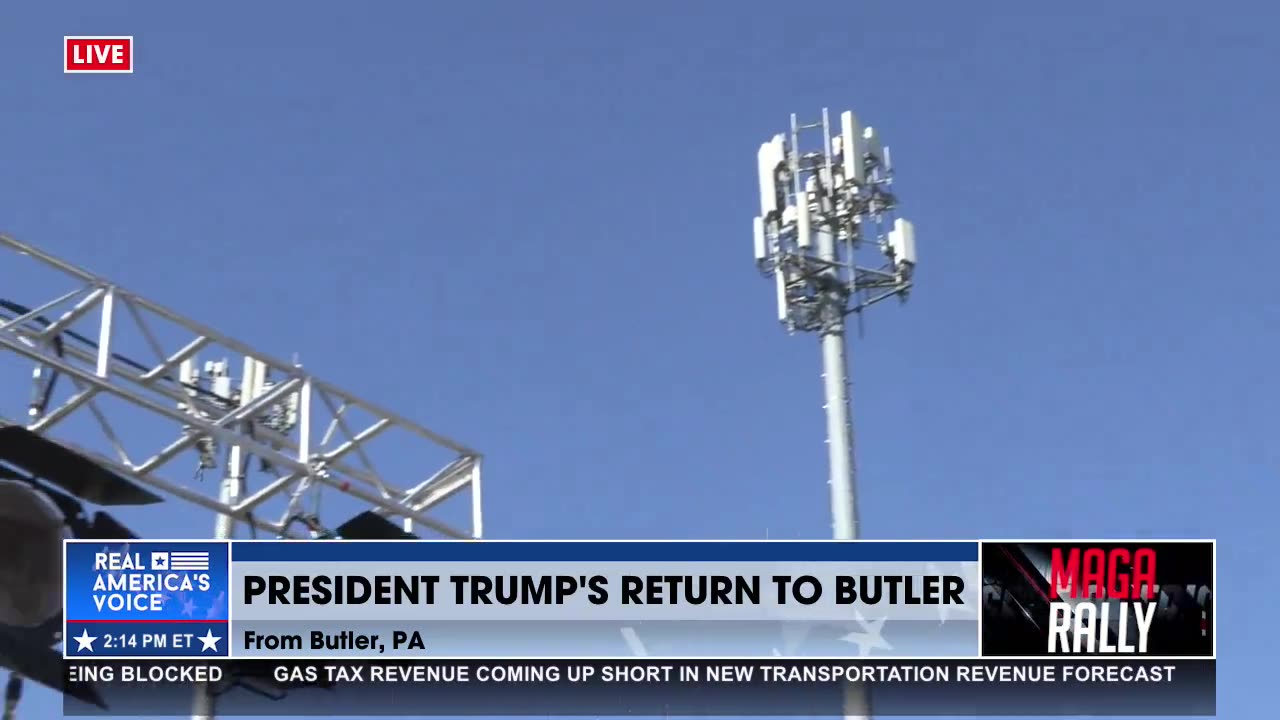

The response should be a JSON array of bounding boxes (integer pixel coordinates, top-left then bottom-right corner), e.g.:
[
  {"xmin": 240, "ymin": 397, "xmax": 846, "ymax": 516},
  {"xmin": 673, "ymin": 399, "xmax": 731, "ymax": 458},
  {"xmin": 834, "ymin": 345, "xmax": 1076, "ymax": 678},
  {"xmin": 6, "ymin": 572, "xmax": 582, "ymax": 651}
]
[
  {"xmin": 772, "ymin": 621, "xmax": 813, "ymax": 656},
  {"xmin": 205, "ymin": 592, "xmax": 226, "ymax": 619},
  {"xmin": 619, "ymin": 626, "xmax": 648, "ymax": 656},
  {"xmin": 198, "ymin": 629, "xmax": 221, "ymax": 652},
  {"xmin": 181, "ymin": 598, "xmax": 197, "ymax": 617},
  {"xmin": 73, "ymin": 628, "xmax": 97, "ymax": 652},
  {"xmin": 839, "ymin": 612, "xmax": 893, "ymax": 657},
  {"xmin": 102, "ymin": 544, "xmax": 131, "ymax": 581},
  {"xmin": 929, "ymin": 562, "xmax": 980, "ymax": 625}
]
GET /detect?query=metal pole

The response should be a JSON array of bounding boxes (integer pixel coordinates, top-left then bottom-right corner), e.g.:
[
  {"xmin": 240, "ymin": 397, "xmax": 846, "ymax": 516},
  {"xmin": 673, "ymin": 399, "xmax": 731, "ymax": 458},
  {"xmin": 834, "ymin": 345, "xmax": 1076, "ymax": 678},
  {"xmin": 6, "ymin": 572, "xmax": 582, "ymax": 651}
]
[
  {"xmin": 194, "ymin": 362, "xmax": 253, "ymax": 720},
  {"xmin": 822, "ymin": 335, "xmax": 873, "ymax": 718},
  {"xmin": 817, "ymin": 232, "xmax": 859, "ymax": 543},
  {"xmin": 191, "ymin": 443, "xmax": 241, "ymax": 720},
  {"xmin": 816, "ymin": 229, "xmax": 871, "ymax": 720},
  {"xmin": 822, "ymin": 333, "xmax": 859, "ymax": 540}
]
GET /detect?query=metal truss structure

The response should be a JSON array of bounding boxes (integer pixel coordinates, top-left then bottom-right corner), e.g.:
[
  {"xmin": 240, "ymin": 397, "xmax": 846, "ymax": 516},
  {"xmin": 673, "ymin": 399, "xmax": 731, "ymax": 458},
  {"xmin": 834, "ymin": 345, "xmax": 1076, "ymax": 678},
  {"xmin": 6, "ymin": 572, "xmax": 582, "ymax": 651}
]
[{"xmin": 0, "ymin": 233, "xmax": 482, "ymax": 541}]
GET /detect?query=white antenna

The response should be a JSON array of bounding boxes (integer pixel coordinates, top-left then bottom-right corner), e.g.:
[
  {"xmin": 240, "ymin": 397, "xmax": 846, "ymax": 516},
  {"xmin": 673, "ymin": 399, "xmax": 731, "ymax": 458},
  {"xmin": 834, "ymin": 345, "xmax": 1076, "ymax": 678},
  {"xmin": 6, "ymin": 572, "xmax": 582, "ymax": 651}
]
[
  {"xmin": 757, "ymin": 135, "xmax": 786, "ymax": 217},
  {"xmin": 840, "ymin": 111, "xmax": 864, "ymax": 185},
  {"xmin": 753, "ymin": 217, "xmax": 768, "ymax": 262},
  {"xmin": 750, "ymin": 108, "xmax": 916, "ymax": 720}
]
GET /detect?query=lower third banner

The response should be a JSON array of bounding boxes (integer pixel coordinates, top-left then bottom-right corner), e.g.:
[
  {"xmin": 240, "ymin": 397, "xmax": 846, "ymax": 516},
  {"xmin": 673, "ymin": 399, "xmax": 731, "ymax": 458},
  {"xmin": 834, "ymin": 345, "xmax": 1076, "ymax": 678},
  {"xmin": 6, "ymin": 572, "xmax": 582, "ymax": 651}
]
[{"xmin": 63, "ymin": 658, "xmax": 1215, "ymax": 716}]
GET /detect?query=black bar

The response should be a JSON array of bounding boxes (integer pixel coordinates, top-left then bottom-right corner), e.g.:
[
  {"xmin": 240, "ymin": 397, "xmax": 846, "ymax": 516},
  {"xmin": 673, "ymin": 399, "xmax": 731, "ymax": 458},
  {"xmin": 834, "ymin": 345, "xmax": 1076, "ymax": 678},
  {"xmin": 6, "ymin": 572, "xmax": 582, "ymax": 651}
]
[{"xmin": 63, "ymin": 658, "xmax": 1215, "ymax": 716}]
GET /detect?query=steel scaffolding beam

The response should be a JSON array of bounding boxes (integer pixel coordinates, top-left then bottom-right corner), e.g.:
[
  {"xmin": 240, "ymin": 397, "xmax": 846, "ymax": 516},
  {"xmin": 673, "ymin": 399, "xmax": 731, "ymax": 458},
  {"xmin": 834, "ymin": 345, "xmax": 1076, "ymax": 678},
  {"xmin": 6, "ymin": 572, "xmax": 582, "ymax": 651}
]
[{"xmin": 0, "ymin": 233, "xmax": 483, "ymax": 541}]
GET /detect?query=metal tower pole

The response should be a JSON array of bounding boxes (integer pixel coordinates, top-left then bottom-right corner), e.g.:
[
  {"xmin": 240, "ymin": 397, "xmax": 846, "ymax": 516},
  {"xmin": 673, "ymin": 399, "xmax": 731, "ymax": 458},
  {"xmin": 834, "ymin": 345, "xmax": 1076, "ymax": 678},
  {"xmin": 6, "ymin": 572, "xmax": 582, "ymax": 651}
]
[
  {"xmin": 753, "ymin": 108, "xmax": 918, "ymax": 720},
  {"xmin": 192, "ymin": 431, "xmax": 246, "ymax": 720},
  {"xmin": 818, "ymin": 241, "xmax": 869, "ymax": 720},
  {"xmin": 817, "ymin": 230, "xmax": 859, "ymax": 542}
]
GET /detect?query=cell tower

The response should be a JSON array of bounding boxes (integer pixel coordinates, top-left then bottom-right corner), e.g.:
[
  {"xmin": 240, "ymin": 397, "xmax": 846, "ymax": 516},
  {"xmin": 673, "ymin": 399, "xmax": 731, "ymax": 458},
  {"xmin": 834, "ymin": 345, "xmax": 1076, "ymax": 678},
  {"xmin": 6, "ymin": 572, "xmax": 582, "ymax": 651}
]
[
  {"xmin": 0, "ymin": 234, "xmax": 483, "ymax": 718},
  {"xmin": 752, "ymin": 109, "xmax": 916, "ymax": 719}
]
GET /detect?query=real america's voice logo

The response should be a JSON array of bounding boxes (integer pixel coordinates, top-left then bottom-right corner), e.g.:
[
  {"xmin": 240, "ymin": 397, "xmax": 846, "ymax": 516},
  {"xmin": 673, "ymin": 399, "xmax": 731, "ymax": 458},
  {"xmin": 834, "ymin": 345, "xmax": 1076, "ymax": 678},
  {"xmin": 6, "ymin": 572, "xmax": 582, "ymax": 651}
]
[
  {"xmin": 65, "ymin": 540, "xmax": 230, "ymax": 659},
  {"xmin": 92, "ymin": 550, "xmax": 212, "ymax": 612}
]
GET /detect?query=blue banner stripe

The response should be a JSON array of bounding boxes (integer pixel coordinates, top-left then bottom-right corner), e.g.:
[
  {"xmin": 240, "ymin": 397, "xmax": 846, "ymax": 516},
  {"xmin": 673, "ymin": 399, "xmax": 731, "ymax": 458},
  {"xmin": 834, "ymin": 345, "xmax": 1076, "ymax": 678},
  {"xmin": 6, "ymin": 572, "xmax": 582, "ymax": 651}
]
[{"xmin": 231, "ymin": 541, "xmax": 976, "ymax": 563}]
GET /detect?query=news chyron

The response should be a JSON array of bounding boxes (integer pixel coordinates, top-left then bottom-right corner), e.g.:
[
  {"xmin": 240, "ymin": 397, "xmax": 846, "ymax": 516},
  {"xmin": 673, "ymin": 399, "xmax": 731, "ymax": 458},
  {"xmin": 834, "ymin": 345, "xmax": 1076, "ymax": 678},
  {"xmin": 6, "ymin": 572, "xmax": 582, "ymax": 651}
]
[
  {"xmin": 64, "ymin": 539, "xmax": 1215, "ymax": 661},
  {"xmin": 980, "ymin": 540, "xmax": 1214, "ymax": 657}
]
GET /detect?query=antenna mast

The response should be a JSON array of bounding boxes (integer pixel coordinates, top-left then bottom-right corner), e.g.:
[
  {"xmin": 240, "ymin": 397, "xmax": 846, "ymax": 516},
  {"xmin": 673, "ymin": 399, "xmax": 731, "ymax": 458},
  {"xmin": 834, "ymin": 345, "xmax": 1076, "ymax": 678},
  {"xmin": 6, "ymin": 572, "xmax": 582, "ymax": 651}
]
[{"xmin": 752, "ymin": 109, "xmax": 916, "ymax": 719}]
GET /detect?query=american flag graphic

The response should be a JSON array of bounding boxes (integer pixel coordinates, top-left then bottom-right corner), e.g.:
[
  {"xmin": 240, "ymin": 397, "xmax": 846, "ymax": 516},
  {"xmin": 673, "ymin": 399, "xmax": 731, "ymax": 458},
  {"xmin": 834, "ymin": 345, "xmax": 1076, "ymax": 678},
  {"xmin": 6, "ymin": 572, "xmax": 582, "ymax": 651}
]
[{"xmin": 150, "ymin": 550, "xmax": 210, "ymax": 571}]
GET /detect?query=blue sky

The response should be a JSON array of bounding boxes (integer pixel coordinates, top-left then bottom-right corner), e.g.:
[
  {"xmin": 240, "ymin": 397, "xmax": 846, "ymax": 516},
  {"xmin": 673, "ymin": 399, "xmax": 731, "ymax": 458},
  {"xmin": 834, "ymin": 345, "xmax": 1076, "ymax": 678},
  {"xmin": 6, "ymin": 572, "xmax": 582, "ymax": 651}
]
[{"xmin": 1, "ymin": 0, "xmax": 1272, "ymax": 717}]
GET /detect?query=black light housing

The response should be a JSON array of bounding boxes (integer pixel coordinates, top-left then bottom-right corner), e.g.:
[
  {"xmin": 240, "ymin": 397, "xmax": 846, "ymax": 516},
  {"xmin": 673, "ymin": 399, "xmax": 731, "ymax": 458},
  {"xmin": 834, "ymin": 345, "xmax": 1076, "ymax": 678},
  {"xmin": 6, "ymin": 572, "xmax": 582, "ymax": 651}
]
[
  {"xmin": 335, "ymin": 510, "xmax": 419, "ymax": 540},
  {"xmin": 0, "ymin": 425, "xmax": 153, "ymax": 711},
  {"xmin": 0, "ymin": 425, "xmax": 162, "ymax": 506}
]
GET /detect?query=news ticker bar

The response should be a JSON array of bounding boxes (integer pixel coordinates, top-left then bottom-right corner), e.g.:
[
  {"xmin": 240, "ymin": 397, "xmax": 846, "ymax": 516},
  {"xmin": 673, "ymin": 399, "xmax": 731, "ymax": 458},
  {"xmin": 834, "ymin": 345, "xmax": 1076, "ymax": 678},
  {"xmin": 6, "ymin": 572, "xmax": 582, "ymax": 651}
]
[
  {"xmin": 63, "ymin": 658, "xmax": 1216, "ymax": 716},
  {"xmin": 65, "ymin": 539, "xmax": 1215, "ymax": 661}
]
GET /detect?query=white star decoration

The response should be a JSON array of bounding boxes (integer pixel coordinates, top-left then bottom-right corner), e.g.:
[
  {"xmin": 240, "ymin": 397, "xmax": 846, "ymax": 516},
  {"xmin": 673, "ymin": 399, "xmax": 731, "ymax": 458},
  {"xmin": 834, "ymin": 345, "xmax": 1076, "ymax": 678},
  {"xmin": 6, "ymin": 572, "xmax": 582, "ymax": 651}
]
[
  {"xmin": 928, "ymin": 562, "xmax": 981, "ymax": 625},
  {"xmin": 73, "ymin": 628, "xmax": 97, "ymax": 652},
  {"xmin": 198, "ymin": 629, "xmax": 221, "ymax": 652},
  {"xmin": 102, "ymin": 544, "xmax": 129, "ymax": 583},
  {"xmin": 624, "ymin": 617, "xmax": 899, "ymax": 658},
  {"xmin": 772, "ymin": 621, "xmax": 812, "ymax": 656},
  {"xmin": 619, "ymin": 626, "xmax": 648, "ymax": 656},
  {"xmin": 839, "ymin": 611, "xmax": 893, "ymax": 657},
  {"xmin": 205, "ymin": 591, "xmax": 226, "ymax": 619}
]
